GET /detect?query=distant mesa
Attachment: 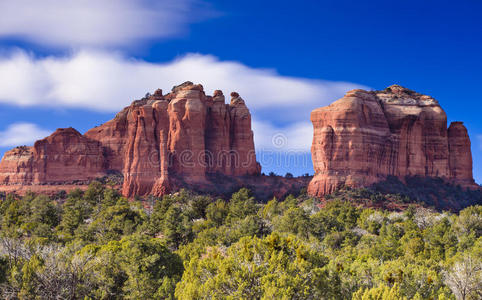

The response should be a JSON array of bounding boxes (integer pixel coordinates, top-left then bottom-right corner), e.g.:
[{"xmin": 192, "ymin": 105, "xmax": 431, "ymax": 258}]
[{"xmin": 307, "ymin": 85, "xmax": 477, "ymax": 197}]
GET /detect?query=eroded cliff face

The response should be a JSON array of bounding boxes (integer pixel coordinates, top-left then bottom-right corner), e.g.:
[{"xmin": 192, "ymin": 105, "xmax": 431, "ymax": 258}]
[
  {"xmin": 0, "ymin": 128, "xmax": 106, "ymax": 185},
  {"xmin": 0, "ymin": 82, "xmax": 261, "ymax": 197},
  {"xmin": 308, "ymin": 85, "xmax": 475, "ymax": 197}
]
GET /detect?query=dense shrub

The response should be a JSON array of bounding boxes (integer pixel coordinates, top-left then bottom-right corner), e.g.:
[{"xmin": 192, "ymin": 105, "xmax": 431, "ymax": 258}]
[{"xmin": 0, "ymin": 182, "xmax": 480, "ymax": 299}]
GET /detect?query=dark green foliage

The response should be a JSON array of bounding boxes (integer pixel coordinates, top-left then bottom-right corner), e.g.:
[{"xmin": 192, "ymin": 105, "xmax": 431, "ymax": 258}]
[
  {"xmin": 226, "ymin": 187, "xmax": 257, "ymax": 222},
  {"xmin": 325, "ymin": 177, "xmax": 482, "ymax": 213},
  {"xmin": 372, "ymin": 176, "xmax": 482, "ymax": 210},
  {"xmin": 0, "ymin": 182, "xmax": 480, "ymax": 299},
  {"xmin": 85, "ymin": 234, "xmax": 183, "ymax": 299},
  {"xmin": 205, "ymin": 199, "xmax": 228, "ymax": 226}
]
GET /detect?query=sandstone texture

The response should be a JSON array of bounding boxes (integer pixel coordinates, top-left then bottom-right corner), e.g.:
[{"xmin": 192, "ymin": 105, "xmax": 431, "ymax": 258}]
[
  {"xmin": 0, "ymin": 128, "xmax": 106, "ymax": 185},
  {"xmin": 308, "ymin": 85, "xmax": 476, "ymax": 197},
  {"xmin": 0, "ymin": 82, "xmax": 261, "ymax": 197}
]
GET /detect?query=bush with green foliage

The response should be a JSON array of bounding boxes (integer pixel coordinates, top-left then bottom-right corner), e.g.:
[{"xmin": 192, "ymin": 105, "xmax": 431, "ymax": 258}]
[{"xmin": 0, "ymin": 182, "xmax": 480, "ymax": 299}]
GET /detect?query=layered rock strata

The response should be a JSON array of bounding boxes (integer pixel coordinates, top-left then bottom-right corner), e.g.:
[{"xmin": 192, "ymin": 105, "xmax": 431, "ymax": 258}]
[
  {"xmin": 308, "ymin": 85, "xmax": 475, "ymax": 197},
  {"xmin": 0, "ymin": 82, "xmax": 261, "ymax": 197}
]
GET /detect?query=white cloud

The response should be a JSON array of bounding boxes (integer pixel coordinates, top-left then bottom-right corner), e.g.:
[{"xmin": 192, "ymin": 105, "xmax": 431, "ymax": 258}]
[
  {"xmin": 0, "ymin": 49, "xmax": 366, "ymax": 152},
  {"xmin": 0, "ymin": 0, "xmax": 214, "ymax": 48},
  {"xmin": 0, "ymin": 49, "xmax": 365, "ymax": 114},
  {"xmin": 0, "ymin": 123, "xmax": 51, "ymax": 147},
  {"xmin": 253, "ymin": 120, "xmax": 312, "ymax": 152}
]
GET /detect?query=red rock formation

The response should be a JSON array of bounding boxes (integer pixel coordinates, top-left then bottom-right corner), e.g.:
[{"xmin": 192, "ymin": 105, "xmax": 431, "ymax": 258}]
[
  {"xmin": 0, "ymin": 128, "xmax": 106, "ymax": 185},
  {"xmin": 167, "ymin": 84, "xmax": 208, "ymax": 183},
  {"xmin": 229, "ymin": 92, "xmax": 259, "ymax": 176},
  {"xmin": 0, "ymin": 82, "xmax": 261, "ymax": 197},
  {"xmin": 0, "ymin": 146, "xmax": 36, "ymax": 185},
  {"xmin": 448, "ymin": 122, "xmax": 474, "ymax": 185},
  {"xmin": 205, "ymin": 90, "xmax": 231, "ymax": 174},
  {"xmin": 308, "ymin": 85, "xmax": 476, "ymax": 197}
]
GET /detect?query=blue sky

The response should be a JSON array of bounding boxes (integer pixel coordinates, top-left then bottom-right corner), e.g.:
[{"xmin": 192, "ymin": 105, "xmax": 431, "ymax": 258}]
[{"xmin": 0, "ymin": 0, "xmax": 481, "ymax": 181}]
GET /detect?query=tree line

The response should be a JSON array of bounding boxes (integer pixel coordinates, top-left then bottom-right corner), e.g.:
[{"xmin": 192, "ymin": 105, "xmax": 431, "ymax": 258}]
[{"xmin": 0, "ymin": 182, "xmax": 480, "ymax": 299}]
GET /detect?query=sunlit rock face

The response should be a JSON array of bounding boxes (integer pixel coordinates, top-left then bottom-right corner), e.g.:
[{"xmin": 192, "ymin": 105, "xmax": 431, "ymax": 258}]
[
  {"xmin": 308, "ymin": 85, "xmax": 476, "ymax": 197},
  {"xmin": 0, "ymin": 128, "xmax": 106, "ymax": 185},
  {"xmin": 0, "ymin": 82, "xmax": 261, "ymax": 197}
]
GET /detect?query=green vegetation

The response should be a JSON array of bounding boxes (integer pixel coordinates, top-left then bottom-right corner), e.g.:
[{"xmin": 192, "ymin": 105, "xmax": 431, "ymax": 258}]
[{"xmin": 0, "ymin": 182, "xmax": 480, "ymax": 299}]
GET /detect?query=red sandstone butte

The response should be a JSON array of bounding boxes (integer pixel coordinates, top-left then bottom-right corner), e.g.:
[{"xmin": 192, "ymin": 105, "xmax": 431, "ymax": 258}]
[
  {"xmin": 0, "ymin": 82, "xmax": 261, "ymax": 197},
  {"xmin": 0, "ymin": 128, "xmax": 106, "ymax": 185},
  {"xmin": 307, "ymin": 85, "xmax": 476, "ymax": 197}
]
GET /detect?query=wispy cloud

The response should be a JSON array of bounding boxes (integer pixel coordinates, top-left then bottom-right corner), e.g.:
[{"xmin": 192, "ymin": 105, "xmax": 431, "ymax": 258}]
[
  {"xmin": 0, "ymin": 49, "xmax": 365, "ymax": 153},
  {"xmin": 0, "ymin": 49, "xmax": 365, "ymax": 117},
  {"xmin": 0, "ymin": 0, "xmax": 215, "ymax": 48},
  {"xmin": 0, "ymin": 123, "xmax": 51, "ymax": 147}
]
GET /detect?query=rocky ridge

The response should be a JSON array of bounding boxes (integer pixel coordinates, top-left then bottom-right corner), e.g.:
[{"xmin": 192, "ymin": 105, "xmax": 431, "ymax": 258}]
[
  {"xmin": 0, "ymin": 83, "xmax": 476, "ymax": 201},
  {"xmin": 0, "ymin": 82, "xmax": 261, "ymax": 197}
]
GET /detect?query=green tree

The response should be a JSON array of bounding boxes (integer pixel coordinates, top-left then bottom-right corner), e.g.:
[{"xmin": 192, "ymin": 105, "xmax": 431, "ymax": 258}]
[
  {"xmin": 226, "ymin": 188, "xmax": 257, "ymax": 222},
  {"xmin": 175, "ymin": 233, "xmax": 329, "ymax": 299},
  {"xmin": 352, "ymin": 284, "xmax": 407, "ymax": 300},
  {"xmin": 86, "ymin": 234, "xmax": 183, "ymax": 299},
  {"xmin": 82, "ymin": 197, "xmax": 146, "ymax": 243},
  {"xmin": 275, "ymin": 207, "xmax": 312, "ymax": 239},
  {"xmin": 205, "ymin": 199, "xmax": 228, "ymax": 226},
  {"xmin": 162, "ymin": 206, "xmax": 192, "ymax": 249}
]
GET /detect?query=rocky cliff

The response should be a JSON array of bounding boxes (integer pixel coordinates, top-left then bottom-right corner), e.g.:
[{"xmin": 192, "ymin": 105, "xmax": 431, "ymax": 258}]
[
  {"xmin": 0, "ymin": 82, "xmax": 261, "ymax": 197},
  {"xmin": 308, "ymin": 85, "xmax": 475, "ymax": 197},
  {"xmin": 0, "ymin": 128, "xmax": 106, "ymax": 185}
]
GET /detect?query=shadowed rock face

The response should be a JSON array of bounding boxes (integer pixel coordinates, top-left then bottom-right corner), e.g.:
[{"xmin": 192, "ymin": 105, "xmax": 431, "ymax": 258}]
[
  {"xmin": 448, "ymin": 122, "xmax": 473, "ymax": 184},
  {"xmin": 308, "ymin": 85, "xmax": 476, "ymax": 197},
  {"xmin": 0, "ymin": 82, "xmax": 261, "ymax": 197}
]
